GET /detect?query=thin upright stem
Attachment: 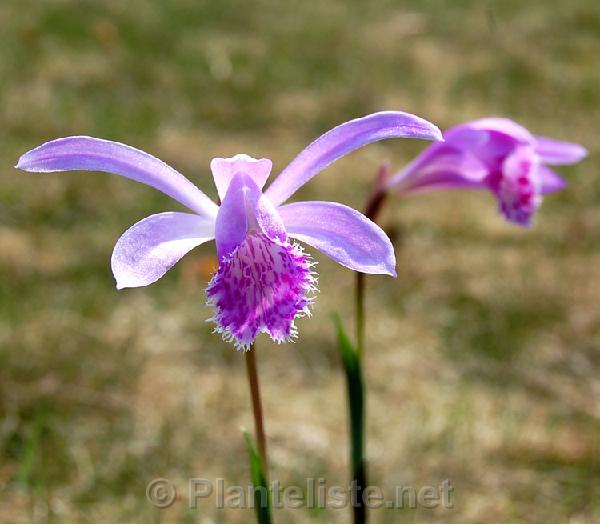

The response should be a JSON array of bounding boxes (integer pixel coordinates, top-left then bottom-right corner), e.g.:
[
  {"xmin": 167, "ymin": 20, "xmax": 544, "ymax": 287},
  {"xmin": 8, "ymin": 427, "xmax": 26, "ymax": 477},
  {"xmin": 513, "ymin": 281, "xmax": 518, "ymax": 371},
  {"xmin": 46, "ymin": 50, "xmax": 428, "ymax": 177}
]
[
  {"xmin": 245, "ymin": 344, "xmax": 268, "ymax": 475},
  {"xmin": 355, "ymin": 165, "xmax": 389, "ymax": 358},
  {"xmin": 349, "ymin": 164, "xmax": 390, "ymax": 524},
  {"xmin": 355, "ymin": 272, "xmax": 366, "ymax": 360}
]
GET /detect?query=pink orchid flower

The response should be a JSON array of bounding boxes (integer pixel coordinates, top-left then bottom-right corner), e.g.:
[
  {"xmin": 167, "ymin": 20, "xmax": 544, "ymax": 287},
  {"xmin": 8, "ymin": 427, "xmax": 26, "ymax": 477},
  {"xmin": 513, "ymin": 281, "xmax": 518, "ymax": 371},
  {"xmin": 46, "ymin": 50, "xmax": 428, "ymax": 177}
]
[
  {"xmin": 388, "ymin": 118, "xmax": 587, "ymax": 226},
  {"xmin": 18, "ymin": 112, "xmax": 442, "ymax": 349}
]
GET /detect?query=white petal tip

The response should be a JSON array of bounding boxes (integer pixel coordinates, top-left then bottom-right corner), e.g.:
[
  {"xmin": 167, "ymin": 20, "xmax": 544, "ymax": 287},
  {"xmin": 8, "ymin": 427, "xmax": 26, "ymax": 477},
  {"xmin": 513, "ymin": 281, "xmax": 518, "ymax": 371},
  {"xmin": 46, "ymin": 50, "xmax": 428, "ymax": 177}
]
[
  {"xmin": 427, "ymin": 125, "xmax": 444, "ymax": 142},
  {"xmin": 114, "ymin": 276, "xmax": 142, "ymax": 290},
  {"xmin": 358, "ymin": 264, "xmax": 397, "ymax": 277},
  {"xmin": 380, "ymin": 266, "xmax": 397, "ymax": 278},
  {"xmin": 15, "ymin": 150, "xmax": 46, "ymax": 171},
  {"xmin": 114, "ymin": 279, "xmax": 151, "ymax": 290},
  {"xmin": 15, "ymin": 157, "xmax": 49, "ymax": 172}
]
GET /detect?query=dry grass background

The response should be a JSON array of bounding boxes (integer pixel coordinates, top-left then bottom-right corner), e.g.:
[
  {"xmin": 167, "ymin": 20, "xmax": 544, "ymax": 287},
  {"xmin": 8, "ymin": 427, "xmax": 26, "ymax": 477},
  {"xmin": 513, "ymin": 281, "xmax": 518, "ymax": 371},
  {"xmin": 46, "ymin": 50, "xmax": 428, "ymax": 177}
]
[{"xmin": 0, "ymin": 0, "xmax": 598, "ymax": 522}]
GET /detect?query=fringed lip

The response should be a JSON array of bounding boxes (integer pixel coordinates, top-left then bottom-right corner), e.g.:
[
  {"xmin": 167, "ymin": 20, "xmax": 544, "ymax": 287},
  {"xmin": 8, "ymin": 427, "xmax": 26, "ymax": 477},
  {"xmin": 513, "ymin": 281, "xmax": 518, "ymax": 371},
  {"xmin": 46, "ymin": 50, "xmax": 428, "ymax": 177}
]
[{"xmin": 206, "ymin": 231, "xmax": 317, "ymax": 351}]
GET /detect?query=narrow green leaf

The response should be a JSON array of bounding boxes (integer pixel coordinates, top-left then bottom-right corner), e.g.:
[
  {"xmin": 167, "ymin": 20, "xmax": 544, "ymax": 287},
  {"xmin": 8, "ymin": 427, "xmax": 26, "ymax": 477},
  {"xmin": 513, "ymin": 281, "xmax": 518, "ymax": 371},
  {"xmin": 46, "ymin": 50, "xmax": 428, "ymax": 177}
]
[
  {"xmin": 242, "ymin": 429, "xmax": 272, "ymax": 524},
  {"xmin": 334, "ymin": 316, "xmax": 364, "ymax": 471},
  {"xmin": 334, "ymin": 315, "xmax": 367, "ymax": 523}
]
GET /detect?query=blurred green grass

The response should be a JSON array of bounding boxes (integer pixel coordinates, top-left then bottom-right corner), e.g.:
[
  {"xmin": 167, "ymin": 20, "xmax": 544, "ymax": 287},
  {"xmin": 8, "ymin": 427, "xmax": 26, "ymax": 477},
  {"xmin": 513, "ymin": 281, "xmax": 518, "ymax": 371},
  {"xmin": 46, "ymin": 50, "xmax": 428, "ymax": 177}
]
[{"xmin": 1, "ymin": 0, "xmax": 599, "ymax": 522}]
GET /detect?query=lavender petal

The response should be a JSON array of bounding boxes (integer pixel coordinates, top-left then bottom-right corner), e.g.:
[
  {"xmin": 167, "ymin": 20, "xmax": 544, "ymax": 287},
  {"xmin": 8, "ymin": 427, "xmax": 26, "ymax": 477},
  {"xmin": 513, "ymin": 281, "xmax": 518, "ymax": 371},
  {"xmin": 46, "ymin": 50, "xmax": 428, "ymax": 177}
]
[
  {"xmin": 448, "ymin": 118, "xmax": 533, "ymax": 144},
  {"xmin": 111, "ymin": 212, "xmax": 214, "ymax": 289},
  {"xmin": 278, "ymin": 201, "xmax": 396, "ymax": 276},
  {"xmin": 210, "ymin": 154, "xmax": 273, "ymax": 201},
  {"xmin": 387, "ymin": 147, "xmax": 488, "ymax": 193},
  {"xmin": 265, "ymin": 111, "xmax": 442, "ymax": 206},
  {"xmin": 534, "ymin": 136, "xmax": 588, "ymax": 165},
  {"xmin": 539, "ymin": 165, "xmax": 568, "ymax": 194},
  {"xmin": 17, "ymin": 136, "xmax": 219, "ymax": 219}
]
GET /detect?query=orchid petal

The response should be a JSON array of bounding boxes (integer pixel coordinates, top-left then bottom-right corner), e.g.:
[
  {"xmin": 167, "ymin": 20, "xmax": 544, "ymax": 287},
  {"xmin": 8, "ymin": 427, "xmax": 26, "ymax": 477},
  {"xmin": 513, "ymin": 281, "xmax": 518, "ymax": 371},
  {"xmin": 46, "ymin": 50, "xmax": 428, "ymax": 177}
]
[
  {"xmin": 441, "ymin": 119, "xmax": 536, "ymax": 172},
  {"xmin": 215, "ymin": 173, "xmax": 286, "ymax": 261},
  {"xmin": 210, "ymin": 154, "xmax": 273, "ymax": 201},
  {"xmin": 278, "ymin": 201, "xmax": 396, "ymax": 276},
  {"xmin": 539, "ymin": 165, "xmax": 568, "ymax": 194},
  {"xmin": 438, "ymin": 128, "xmax": 489, "ymax": 151},
  {"xmin": 534, "ymin": 136, "xmax": 588, "ymax": 165},
  {"xmin": 449, "ymin": 118, "xmax": 533, "ymax": 144},
  {"xmin": 387, "ymin": 147, "xmax": 488, "ymax": 193},
  {"xmin": 265, "ymin": 111, "xmax": 443, "ymax": 206},
  {"xmin": 111, "ymin": 212, "xmax": 215, "ymax": 289},
  {"xmin": 17, "ymin": 136, "xmax": 219, "ymax": 219}
]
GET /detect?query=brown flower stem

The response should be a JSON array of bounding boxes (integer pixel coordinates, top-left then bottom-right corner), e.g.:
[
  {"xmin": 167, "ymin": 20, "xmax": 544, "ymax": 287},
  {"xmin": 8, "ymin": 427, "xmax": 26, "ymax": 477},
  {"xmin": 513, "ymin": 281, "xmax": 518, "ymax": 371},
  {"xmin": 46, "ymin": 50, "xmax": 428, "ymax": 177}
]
[
  {"xmin": 355, "ymin": 163, "xmax": 390, "ymax": 358},
  {"xmin": 355, "ymin": 272, "xmax": 366, "ymax": 359},
  {"xmin": 350, "ymin": 163, "xmax": 390, "ymax": 524},
  {"xmin": 245, "ymin": 343, "xmax": 268, "ymax": 475}
]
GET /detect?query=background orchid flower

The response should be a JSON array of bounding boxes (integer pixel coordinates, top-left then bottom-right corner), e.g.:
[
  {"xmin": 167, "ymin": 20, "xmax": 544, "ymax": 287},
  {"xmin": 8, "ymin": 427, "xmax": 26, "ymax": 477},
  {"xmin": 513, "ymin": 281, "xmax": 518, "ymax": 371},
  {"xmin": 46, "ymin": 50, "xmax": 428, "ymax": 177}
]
[
  {"xmin": 17, "ymin": 111, "xmax": 442, "ymax": 349},
  {"xmin": 386, "ymin": 118, "xmax": 587, "ymax": 226}
]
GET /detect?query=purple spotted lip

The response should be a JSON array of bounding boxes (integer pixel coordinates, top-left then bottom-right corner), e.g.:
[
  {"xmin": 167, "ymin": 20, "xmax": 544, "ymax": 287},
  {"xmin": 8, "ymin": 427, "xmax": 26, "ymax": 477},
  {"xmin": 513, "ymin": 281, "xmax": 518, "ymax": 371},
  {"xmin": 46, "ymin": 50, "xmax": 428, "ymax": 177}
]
[{"xmin": 17, "ymin": 112, "xmax": 442, "ymax": 349}]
